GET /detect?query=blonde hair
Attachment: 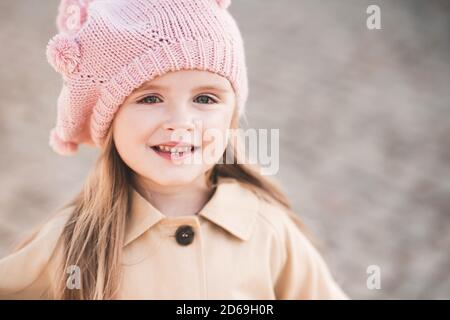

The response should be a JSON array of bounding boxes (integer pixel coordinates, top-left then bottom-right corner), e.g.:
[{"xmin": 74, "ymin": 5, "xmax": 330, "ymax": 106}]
[{"xmin": 14, "ymin": 109, "xmax": 312, "ymax": 299}]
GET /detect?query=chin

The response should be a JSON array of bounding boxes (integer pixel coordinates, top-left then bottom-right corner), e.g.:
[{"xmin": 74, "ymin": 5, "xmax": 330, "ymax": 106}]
[{"xmin": 146, "ymin": 170, "xmax": 203, "ymax": 187}]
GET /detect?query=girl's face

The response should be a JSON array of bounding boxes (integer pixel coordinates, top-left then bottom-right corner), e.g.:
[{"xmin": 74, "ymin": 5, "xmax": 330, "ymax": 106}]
[{"xmin": 112, "ymin": 70, "xmax": 236, "ymax": 187}]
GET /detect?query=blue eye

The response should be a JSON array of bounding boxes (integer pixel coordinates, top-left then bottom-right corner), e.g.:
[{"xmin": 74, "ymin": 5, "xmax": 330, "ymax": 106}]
[
  {"xmin": 195, "ymin": 95, "xmax": 218, "ymax": 104},
  {"xmin": 137, "ymin": 95, "xmax": 162, "ymax": 104},
  {"xmin": 137, "ymin": 94, "xmax": 218, "ymax": 105}
]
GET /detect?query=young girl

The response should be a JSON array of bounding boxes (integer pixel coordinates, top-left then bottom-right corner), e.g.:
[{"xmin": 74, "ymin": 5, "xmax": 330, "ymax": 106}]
[{"xmin": 0, "ymin": 0, "xmax": 348, "ymax": 299}]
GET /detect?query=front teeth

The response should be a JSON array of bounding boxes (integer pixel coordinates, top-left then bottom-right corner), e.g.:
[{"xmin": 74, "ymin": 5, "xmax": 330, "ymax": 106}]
[{"xmin": 157, "ymin": 145, "xmax": 192, "ymax": 153}]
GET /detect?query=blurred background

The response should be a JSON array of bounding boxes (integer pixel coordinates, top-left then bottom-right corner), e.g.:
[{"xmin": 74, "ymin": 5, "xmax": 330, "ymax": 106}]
[{"xmin": 0, "ymin": 0, "xmax": 449, "ymax": 299}]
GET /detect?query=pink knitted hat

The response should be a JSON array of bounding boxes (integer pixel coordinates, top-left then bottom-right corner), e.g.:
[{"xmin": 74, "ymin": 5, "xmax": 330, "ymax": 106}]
[{"xmin": 46, "ymin": 0, "xmax": 248, "ymax": 156}]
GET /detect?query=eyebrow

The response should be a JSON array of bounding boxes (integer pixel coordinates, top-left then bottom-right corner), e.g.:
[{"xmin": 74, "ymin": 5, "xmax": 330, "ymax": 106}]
[{"xmin": 138, "ymin": 83, "xmax": 230, "ymax": 93}]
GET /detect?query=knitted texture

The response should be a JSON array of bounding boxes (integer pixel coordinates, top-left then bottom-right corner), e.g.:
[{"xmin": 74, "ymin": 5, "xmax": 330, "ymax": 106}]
[{"xmin": 46, "ymin": 0, "xmax": 248, "ymax": 156}]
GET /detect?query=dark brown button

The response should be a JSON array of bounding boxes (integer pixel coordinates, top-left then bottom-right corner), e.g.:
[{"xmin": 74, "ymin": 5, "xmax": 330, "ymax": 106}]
[{"xmin": 175, "ymin": 225, "xmax": 195, "ymax": 246}]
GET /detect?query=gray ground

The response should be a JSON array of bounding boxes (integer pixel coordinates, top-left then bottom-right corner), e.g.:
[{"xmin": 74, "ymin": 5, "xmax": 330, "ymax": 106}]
[{"xmin": 0, "ymin": 0, "xmax": 449, "ymax": 299}]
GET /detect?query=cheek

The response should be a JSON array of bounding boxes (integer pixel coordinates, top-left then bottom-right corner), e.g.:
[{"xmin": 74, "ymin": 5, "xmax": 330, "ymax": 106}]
[
  {"xmin": 113, "ymin": 108, "xmax": 158, "ymax": 155},
  {"xmin": 199, "ymin": 108, "xmax": 234, "ymax": 133},
  {"xmin": 114, "ymin": 110, "xmax": 155, "ymax": 144},
  {"xmin": 199, "ymin": 110, "xmax": 234, "ymax": 158}
]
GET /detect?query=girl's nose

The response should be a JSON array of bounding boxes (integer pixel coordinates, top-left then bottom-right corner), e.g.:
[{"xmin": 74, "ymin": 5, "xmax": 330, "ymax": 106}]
[
  {"xmin": 163, "ymin": 120, "xmax": 195, "ymax": 132},
  {"xmin": 162, "ymin": 106, "xmax": 195, "ymax": 132}
]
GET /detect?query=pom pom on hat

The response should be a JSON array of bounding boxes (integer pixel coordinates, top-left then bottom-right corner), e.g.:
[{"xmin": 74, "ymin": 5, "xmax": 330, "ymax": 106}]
[
  {"xmin": 57, "ymin": 0, "xmax": 95, "ymax": 33},
  {"xmin": 216, "ymin": 0, "xmax": 231, "ymax": 9},
  {"xmin": 49, "ymin": 128, "xmax": 79, "ymax": 156},
  {"xmin": 46, "ymin": 33, "xmax": 81, "ymax": 75}
]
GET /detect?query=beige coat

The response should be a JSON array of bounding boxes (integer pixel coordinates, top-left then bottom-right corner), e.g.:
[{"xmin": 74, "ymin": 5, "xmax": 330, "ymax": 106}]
[{"xmin": 0, "ymin": 177, "xmax": 348, "ymax": 299}]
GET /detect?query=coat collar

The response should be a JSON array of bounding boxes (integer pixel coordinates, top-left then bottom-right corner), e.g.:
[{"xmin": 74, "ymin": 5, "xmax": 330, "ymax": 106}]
[{"xmin": 123, "ymin": 177, "xmax": 260, "ymax": 247}]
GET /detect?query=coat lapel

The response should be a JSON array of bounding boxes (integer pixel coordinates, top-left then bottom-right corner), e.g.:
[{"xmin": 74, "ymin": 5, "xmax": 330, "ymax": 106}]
[{"xmin": 123, "ymin": 177, "xmax": 260, "ymax": 247}]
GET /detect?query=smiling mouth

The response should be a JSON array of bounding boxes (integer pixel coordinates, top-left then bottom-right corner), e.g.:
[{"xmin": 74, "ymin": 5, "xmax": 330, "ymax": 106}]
[{"xmin": 150, "ymin": 145, "xmax": 201, "ymax": 158}]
